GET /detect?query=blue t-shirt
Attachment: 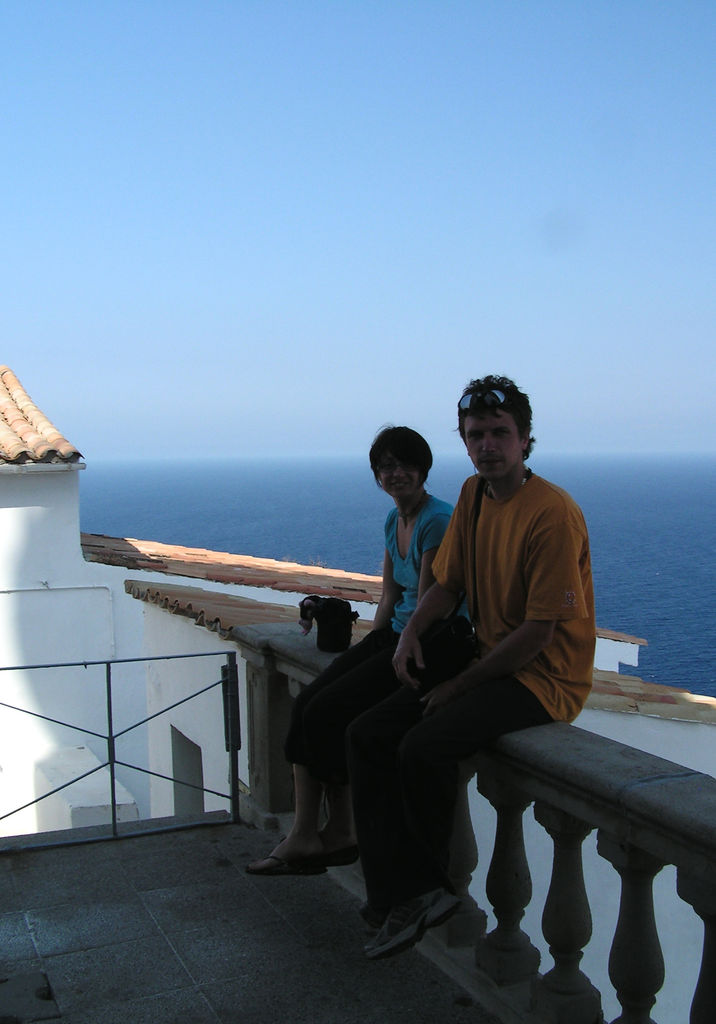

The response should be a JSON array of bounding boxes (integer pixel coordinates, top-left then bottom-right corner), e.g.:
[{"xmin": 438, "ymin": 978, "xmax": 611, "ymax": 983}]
[{"xmin": 385, "ymin": 494, "xmax": 453, "ymax": 633}]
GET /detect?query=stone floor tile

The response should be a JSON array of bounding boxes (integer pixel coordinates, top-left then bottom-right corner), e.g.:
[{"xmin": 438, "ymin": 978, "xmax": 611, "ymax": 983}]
[
  {"xmin": 45, "ymin": 934, "xmax": 193, "ymax": 1014},
  {"xmin": 28, "ymin": 897, "xmax": 158, "ymax": 956},
  {"xmin": 139, "ymin": 880, "xmax": 270, "ymax": 934},
  {"xmin": 201, "ymin": 948, "xmax": 494, "ymax": 1024},
  {"xmin": 165, "ymin": 918, "xmax": 291, "ymax": 986},
  {"xmin": 10, "ymin": 848, "xmax": 132, "ymax": 909},
  {"xmin": 0, "ymin": 857, "xmax": 25, "ymax": 913},
  {"xmin": 0, "ymin": 970, "xmax": 60, "ymax": 1022},
  {"xmin": 0, "ymin": 912, "xmax": 37, "ymax": 970},
  {"xmin": 53, "ymin": 986, "xmax": 220, "ymax": 1024},
  {"xmin": 117, "ymin": 836, "xmax": 241, "ymax": 892}
]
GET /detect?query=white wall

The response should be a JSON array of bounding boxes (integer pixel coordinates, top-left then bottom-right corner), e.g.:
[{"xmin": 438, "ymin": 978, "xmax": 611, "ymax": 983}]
[
  {"xmin": 142, "ymin": 606, "xmax": 244, "ymax": 821},
  {"xmin": 0, "ymin": 466, "xmax": 86, "ymax": 588},
  {"xmin": 594, "ymin": 634, "xmax": 640, "ymax": 672},
  {"xmin": 0, "ymin": 465, "xmax": 147, "ymax": 833},
  {"xmin": 581, "ymin": 706, "xmax": 715, "ymax": 778}
]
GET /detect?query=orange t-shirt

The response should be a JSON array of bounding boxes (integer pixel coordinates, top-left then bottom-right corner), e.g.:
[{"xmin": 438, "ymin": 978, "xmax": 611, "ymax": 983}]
[{"xmin": 432, "ymin": 473, "xmax": 595, "ymax": 722}]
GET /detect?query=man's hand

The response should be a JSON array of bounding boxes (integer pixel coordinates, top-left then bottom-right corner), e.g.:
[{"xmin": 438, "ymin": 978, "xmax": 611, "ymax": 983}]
[
  {"xmin": 391, "ymin": 580, "xmax": 462, "ymax": 690},
  {"xmin": 392, "ymin": 628, "xmax": 424, "ymax": 690},
  {"xmin": 420, "ymin": 676, "xmax": 464, "ymax": 716}
]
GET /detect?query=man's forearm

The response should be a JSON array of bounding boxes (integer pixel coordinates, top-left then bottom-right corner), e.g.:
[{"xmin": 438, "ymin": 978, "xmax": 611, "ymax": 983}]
[
  {"xmin": 393, "ymin": 581, "xmax": 462, "ymax": 688},
  {"xmin": 420, "ymin": 618, "xmax": 557, "ymax": 716},
  {"xmin": 402, "ymin": 581, "xmax": 461, "ymax": 638},
  {"xmin": 454, "ymin": 619, "xmax": 556, "ymax": 691}
]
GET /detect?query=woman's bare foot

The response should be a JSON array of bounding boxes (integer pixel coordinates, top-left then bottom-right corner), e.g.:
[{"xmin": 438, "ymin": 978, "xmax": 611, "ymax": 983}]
[
  {"xmin": 272, "ymin": 832, "xmax": 324, "ymax": 861},
  {"xmin": 246, "ymin": 830, "xmax": 324, "ymax": 874}
]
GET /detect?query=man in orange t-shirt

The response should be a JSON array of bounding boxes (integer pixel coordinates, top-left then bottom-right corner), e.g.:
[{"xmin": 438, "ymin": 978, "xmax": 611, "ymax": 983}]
[{"xmin": 347, "ymin": 374, "xmax": 595, "ymax": 961}]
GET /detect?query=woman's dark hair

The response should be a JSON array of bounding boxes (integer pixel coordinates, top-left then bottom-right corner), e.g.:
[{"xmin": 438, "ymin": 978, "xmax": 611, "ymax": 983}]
[
  {"xmin": 369, "ymin": 426, "xmax": 433, "ymax": 484},
  {"xmin": 457, "ymin": 374, "xmax": 536, "ymax": 458}
]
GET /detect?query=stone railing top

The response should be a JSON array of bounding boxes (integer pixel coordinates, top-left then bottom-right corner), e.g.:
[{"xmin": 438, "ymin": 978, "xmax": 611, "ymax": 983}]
[
  {"xmin": 479, "ymin": 724, "xmax": 716, "ymax": 883},
  {"xmin": 230, "ymin": 620, "xmax": 369, "ymax": 682}
]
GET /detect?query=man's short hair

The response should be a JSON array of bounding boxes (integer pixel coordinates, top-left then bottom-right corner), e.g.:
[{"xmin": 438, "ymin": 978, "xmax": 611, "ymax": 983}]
[
  {"xmin": 369, "ymin": 426, "xmax": 433, "ymax": 484},
  {"xmin": 457, "ymin": 375, "xmax": 536, "ymax": 458}
]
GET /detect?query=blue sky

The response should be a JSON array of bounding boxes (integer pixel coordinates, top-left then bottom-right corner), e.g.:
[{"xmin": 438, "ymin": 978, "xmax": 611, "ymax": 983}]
[{"xmin": 2, "ymin": 1, "xmax": 714, "ymax": 459}]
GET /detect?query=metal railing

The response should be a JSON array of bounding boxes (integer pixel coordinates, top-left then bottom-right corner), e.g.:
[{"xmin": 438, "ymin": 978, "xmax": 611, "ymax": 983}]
[{"xmin": 0, "ymin": 651, "xmax": 241, "ymax": 849}]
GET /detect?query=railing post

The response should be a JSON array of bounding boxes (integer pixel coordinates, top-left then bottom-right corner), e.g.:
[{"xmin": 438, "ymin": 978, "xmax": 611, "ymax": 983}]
[
  {"xmin": 444, "ymin": 760, "xmax": 488, "ymax": 947},
  {"xmin": 531, "ymin": 803, "xmax": 602, "ymax": 1023},
  {"xmin": 676, "ymin": 871, "xmax": 716, "ymax": 1024},
  {"xmin": 105, "ymin": 661, "xmax": 118, "ymax": 838},
  {"xmin": 244, "ymin": 658, "xmax": 294, "ymax": 820},
  {"xmin": 474, "ymin": 771, "xmax": 540, "ymax": 985},
  {"xmin": 598, "ymin": 833, "xmax": 665, "ymax": 1024},
  {"xmin": 222, "ymin": 652, "xmax": 241, "ymax": 824}
]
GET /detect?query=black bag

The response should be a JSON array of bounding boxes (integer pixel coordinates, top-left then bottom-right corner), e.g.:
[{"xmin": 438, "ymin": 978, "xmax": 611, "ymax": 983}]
[
  {"xmin": 413, "ymin": 614, "xmax": 477, "ymax": 690},
  {"xmin": 298, "ymin": 595, "xmax": 359, "ymax": 653}
]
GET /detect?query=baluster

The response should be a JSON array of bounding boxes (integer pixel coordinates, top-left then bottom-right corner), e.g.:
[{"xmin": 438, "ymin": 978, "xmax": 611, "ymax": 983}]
[
  {"xmin": 598, "ymin": 833, "xmax": 665, "ymax": 1024},
  {"xmin": 531, "ymin": 803, "xmax": 602, "ymax": 1023},
  {"xmin": 474, "ymin": 773, "xmax": 540, "ymax": 984},
  {"xmin": 244, "ymin": 660, "xmax": 294, "ymax": 820},
  {"xmin": 676, "ymin": 871, "xmax": 716, "ymax": 1024},
  {"xmin": 445, "ymin": 760, "xmax": 488, "ymax": 947}
]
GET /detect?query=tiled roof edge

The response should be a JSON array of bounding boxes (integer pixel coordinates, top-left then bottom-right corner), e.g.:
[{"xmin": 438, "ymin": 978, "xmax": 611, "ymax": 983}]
[
  {"xmin": 123, "ymin": 578, "xmax": 357, "ymax": 641},
  {"xmin": 82, "ymin": 533, "xmax": 384, "ymax": 603},
  {"xmin": 0, "ymin": 366, "xmax": 82, "ymax": 464},
  {"xmin": 597, "ymin": 626, "xmax": 648, "ymax": 646},
  {"xmin": 588, "ymin": 669, "xmax": 716, "ymax": 723}
]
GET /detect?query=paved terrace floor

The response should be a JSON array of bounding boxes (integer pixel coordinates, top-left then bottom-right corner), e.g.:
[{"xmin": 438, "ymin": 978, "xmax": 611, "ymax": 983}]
[{"xmin": 1, "ymin": 821, "xmax": 500, "ymax": 1024}]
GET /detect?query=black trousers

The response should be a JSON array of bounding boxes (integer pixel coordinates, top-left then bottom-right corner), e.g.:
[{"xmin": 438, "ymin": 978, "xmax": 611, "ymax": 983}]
[
  {"xmin": 283, "ymin": 627, "xmax": 400, "ymax": 784},
  {"xmin": 346, "ymin": 676, "xmax": 553, "ymax": 910}
]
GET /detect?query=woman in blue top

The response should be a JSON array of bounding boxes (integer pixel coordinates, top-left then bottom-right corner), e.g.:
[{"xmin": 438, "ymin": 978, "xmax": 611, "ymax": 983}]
[{"xmin": 247, "ymin": 426, "xmax": 453, "ymax": 875}]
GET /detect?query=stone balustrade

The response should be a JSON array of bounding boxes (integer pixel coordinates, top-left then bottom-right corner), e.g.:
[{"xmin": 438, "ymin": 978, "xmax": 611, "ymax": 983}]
[{"xmin": 230, "ymin": 622, "xmax": 715, "ymax": 1024}]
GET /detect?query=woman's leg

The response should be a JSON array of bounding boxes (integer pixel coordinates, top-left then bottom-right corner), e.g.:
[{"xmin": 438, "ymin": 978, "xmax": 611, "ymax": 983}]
[
  {"xmin": 284, "ymin": 628, "xmax": 397, "ymax": 766},
  {"xmin": 249, "ymin": 770, "xmax": 358, "ymax": 871},
  {"xmin": 318, "ymin": 780, "xmax": 355, "ymax": 853},
  {"xmin": 248, "ymin": 630, "xmax": 399, "ymax": 869},
  {"xmin": 246, "ymin": 764, "xmax": 326, "ymax": 870},
  {"xmin": 299, "ymin": 640, "xmax": 401, "ymax": 784}
]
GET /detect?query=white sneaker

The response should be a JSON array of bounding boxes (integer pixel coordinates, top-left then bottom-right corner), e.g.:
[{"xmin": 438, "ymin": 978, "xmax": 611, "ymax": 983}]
[
  {"xmin": 364, "ymin": 888, "xmax": 460, "ymax": 960},
  {"xmin": 423, "ymin": 887, "xmax": 462, "ymax": 929}
]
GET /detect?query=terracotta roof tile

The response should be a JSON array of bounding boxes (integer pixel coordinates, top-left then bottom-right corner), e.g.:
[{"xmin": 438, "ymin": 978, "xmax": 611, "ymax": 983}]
[
  {"xmin": 590, "ymin": 669, "xmax": 716, "ymax": 722},
  {"xmin": 83, "ymin": 534, "xmax": 383, "ymax": 603},
  {"xmin": 123, "ymin": 580, "xmax": 373, "ymax": 640},
  {"xmin": 0, "ymin": 366, "xmax": 82, "ymax": 464},
  {"xmin": 596, "ymin": 626, "xmax": 647, "ymax": 646}
]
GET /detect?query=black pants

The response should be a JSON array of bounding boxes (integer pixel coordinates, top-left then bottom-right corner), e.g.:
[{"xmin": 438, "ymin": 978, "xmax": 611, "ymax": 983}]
[
  {"xmin": 346, "ymin": 676, "xmax": 553, "ymax": 910},
  {"xmin": 283, "ymin": 627, "xmax": 400, "ymax": 784}
]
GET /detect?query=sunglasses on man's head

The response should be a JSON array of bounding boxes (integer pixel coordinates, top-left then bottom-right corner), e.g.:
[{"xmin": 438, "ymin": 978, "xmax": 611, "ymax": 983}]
[{"xmin": 458, "ymin": 388, "xmax": 507, "ymax": 412}]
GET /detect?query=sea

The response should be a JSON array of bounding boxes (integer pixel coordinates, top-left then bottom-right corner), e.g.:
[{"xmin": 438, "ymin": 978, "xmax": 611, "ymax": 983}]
[{"xmin": 79, "ymin": 454, "xmax": 716, "ymax": 699}]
